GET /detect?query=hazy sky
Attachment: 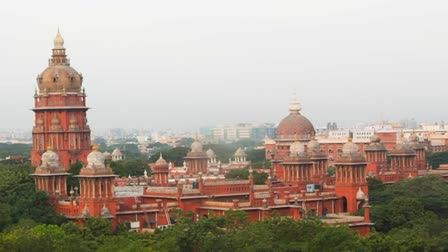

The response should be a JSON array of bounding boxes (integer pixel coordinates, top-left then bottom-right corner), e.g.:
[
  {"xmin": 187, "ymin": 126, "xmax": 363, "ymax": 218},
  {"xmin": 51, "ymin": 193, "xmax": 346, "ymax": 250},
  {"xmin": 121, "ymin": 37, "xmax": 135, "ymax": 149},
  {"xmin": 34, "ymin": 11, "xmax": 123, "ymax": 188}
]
[{"xmin": 1, "ymin": 0, "xmax": 447, "ymax": 131}]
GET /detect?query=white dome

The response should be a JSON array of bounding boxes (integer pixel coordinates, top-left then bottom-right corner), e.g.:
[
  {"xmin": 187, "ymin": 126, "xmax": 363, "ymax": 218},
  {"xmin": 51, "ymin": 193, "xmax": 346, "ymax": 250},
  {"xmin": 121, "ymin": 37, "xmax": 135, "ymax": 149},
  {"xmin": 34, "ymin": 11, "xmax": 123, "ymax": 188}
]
[
  {"xmin": 191, "ymin": 140, "xmax": 203, "ymax": 153},
  {"xmin": 307, "ymin": 139, "xmax": 320, "ymax": 152},
  {"xmin": 356, "ymin": 188, "xmax": 366, "ymax": 200},
  {"xmin": 206, "ymin": 148, "xmax": 216, "ymax": 158},
  {"xmin": 342, "ymin": 141, "xmax": 359, "ymax": 155},
  {"xmin": 87, "ymin": 149, "xmax": 106, "ymax": 168},
  {"xmin": 289, "ymin": 142, "xmax": 305, "ymax": 156},
  {"xmin": 41, "ymin": 148, "xmax": 60, "ymax": 168}
]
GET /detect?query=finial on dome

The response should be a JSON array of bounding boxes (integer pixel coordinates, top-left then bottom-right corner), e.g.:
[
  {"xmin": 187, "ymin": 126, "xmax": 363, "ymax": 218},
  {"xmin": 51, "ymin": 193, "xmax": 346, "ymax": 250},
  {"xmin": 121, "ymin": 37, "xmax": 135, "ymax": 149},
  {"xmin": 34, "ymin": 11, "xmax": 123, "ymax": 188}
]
[
  {"xmin": 92, "ymin": 144, "xmax": 99, "ymax": 151},
  {"xmin": 47, "ymin": 146, "xmax": 53, "ymax": 151},
  {"xmin": 288, "ymin": 93, "xmax": 302, "ymax": 114},
  {"xmin": 347, "ymin": 136, "xmax": 353, "ymax": 143},
  {"xmin": 53, "ymin": 28, "xmax": 65, "ymax": 49}
]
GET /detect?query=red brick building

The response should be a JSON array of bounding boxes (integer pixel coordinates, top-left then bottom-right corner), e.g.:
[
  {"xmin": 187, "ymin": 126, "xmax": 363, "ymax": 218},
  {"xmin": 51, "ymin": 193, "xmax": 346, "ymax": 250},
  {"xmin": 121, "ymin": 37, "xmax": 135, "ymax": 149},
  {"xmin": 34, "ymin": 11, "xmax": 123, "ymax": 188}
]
[
  {"xmin": 31, "ymin": 30, "xmax": 91, "ymax": 169},
  {"xmin": 32, "ymin": 33, "xmax": 374, "ymax": 236}
]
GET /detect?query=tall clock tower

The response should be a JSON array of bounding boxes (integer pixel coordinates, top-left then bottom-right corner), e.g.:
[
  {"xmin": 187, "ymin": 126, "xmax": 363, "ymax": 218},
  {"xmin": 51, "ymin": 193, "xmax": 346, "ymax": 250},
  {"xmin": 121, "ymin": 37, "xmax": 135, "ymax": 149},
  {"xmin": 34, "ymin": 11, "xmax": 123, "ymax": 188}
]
[{"xmin": 31, "ymin": 30, "xmax": 91, "ymax": 169}]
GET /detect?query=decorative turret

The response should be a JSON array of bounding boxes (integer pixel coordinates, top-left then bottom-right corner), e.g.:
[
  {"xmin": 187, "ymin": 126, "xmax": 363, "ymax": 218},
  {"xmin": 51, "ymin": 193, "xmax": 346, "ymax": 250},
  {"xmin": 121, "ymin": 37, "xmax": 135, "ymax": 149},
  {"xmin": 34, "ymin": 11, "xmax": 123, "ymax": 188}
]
[
  {"xmin": 334, "ymin": 138, "xmax": 368, "ymax": 213},
  {"xmin": 185, "ymin": 137, "xmax": 209, "ymax": 175},
  {"xmin": 280, "ymin": 140, "xmax": 313, "ymax": 185},
  {"xmin": 408, "ymin": 131, "xmax": 426, "ymax": 170},
  {"xmin": 31, "ymin": 146, "xmax": 70, "ymax": 198},
  {"xmin": 75, "ymin": 145, "xmax": 116, "ymax": 220},
  {"xmin": 389, "ymin": 132, "xmax": 417, "ymax": 178},
  {"xmin": 152, "ymin": 153, "xmax": 169, "ymax": 186},
  {"xmin": 364, "ymin": 132, "xmax": 388, "ymax": 175},
  {"xmin": 306, "ymin": 135, "xmax": 328, "ymax": 183}
]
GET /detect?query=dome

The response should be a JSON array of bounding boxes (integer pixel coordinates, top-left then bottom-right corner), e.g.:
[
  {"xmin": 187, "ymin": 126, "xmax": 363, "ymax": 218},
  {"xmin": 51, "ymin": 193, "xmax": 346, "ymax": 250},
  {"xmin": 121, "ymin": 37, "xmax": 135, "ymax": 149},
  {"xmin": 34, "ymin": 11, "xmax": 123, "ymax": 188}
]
[
  {"xmin": 155, "ymin": 153, "xmax": 168, "ymax": 167},
  {"xmin": 234, "ymin": 147, "xmax": 247, "ymax": 157},
  {"xmin": 356, "ymin": 188, "xmax": 366, "ymax": 200},
  {"xmin": 370, "ymin": 133, "xmax": 381, "ymax": 143},
  {"xmin": 38, "ymin": 63, "xmax": 83, "ymax": 94},
  {"xmin": 409, "ymin": 132, "xmax": 419, "ymax": 143},
  {"xmin": 307, "ymin": 139, "xmax": 320, "ymax": 152},
  {"xmin": 337, "ymin": 138, "xmax": 365, "ymax": 162},
  {"xmin": 191, "ymin": 139, "xmax": 203, "ymax": 153},
  {"xmin": 392, "ymin": 134, "xmax": 415, "ymax": 154},
  {"xmin": 112, "ymin": 148, "xmax": 123, "ymax": 156},
  {"xmin": 342, "ymin": 140, "xmax": 359, "ymax": 155},
  {"xmin": 41, "ymin": 147, "xmax": 60, "ymax": 168},
  {"xmin": 206, "ymin": 148, "xmax": 216, "ymax": 158},
  {"xmin": 276, "ymin": 96, "xmax": 314, "ymax": 140},
  {"xmin": 87, "ymin": 146, "xmax": 106, "ymax": 168},
  {"xmin": 36, "ymin": 30, "xmax": 83, "ymax": 94},
  {"xmin": 289, "ymin": 142, "xmax": 305, "ymax": 157}
]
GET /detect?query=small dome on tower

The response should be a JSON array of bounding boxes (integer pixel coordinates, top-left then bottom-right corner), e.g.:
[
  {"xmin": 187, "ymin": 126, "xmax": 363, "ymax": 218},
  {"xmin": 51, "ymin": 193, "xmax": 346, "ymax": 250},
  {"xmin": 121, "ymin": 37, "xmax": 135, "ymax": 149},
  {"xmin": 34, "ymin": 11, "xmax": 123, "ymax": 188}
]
[
  {"xmin": 206, "ymin": 148, "xmax": 216, "ymax": 158},
  {"xmin": 155, "ymin": 153, "xmax": 168, "ymax": 167},
  {"xmin": 234, "ymin": 147, "xmax": 247, "ymax": 157},
  {"xmin": 191, "ymin": 139, "xmax": 203, "ymax": 153},
  {"xmin": 41, "ymin": 146, "xmax": 61, "ymax": 168},
  {"xmin": 392, "ymin": 133, "xmax": 414, "ymax": 154},
  {"xmin": 356, "ymin": 188, "xmax": 366, "ymax": 200},
  {"xmin": 289, "ymin": 142, "xmax": 305, "ymax": 157},
  {"xmin": 342, "ymin": 138, "xmax": 359, "ymax": 155},
  {"xmin": 409, "ymin": 132, "xmax": 419, "ymax": 143},
  {"xmin": 307, "ymin": 137, "xmax": 320, "ymax": 153},
  {"xmin": 87, "ymin": 145, "xmax": 106, "ymax": 168}
]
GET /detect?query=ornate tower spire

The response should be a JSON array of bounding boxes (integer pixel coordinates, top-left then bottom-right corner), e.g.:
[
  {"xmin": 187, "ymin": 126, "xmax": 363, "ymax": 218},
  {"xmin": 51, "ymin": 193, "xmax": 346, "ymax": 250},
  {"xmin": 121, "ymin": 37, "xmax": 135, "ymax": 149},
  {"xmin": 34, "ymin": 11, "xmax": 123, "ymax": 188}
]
[
  {"xmin": 288, "ymin": 93, "xmax": 302, "ymax": 114},
  {"xmin": 50, "ymin": 29, "xmax": 69, "ymax": 66}
]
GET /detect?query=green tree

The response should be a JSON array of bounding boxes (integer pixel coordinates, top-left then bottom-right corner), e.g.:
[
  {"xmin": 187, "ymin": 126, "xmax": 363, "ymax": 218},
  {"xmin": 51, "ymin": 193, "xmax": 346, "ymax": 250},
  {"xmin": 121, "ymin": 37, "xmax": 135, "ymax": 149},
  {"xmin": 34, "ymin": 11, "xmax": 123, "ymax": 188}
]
[{"xmin": 110, "ymin": 158, "xmax": 149, "ymax": 177}]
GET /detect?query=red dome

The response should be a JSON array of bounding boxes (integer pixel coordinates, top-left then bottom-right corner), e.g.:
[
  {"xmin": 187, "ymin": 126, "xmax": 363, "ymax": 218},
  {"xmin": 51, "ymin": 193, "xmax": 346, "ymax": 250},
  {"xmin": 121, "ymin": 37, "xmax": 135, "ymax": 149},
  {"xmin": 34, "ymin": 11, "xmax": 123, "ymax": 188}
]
[{"xmin": 276, "ymin": 113, "xmax": 315, "ymax": 140}]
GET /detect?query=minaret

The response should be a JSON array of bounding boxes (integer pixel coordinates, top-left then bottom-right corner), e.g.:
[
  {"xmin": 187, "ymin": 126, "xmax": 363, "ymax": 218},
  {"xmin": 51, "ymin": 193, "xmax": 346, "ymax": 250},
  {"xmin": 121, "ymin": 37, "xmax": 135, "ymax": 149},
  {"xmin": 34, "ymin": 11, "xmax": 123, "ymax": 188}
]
[
  {"xmin": 334, "ymin": 138, "xmax": 368, "ymax": 213},
  {"xmin": 31, "ymin": 30, "xmax": 91, "ymax": 170}
]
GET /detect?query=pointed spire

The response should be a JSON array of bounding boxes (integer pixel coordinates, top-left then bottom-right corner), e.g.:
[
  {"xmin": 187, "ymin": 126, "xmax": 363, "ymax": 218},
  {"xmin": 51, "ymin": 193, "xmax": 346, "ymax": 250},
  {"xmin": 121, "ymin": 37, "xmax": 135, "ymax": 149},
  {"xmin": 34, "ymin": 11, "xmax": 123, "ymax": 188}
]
[{"xmin": 53, "ymin": 28, "xmax": 65, "ymax": 49}]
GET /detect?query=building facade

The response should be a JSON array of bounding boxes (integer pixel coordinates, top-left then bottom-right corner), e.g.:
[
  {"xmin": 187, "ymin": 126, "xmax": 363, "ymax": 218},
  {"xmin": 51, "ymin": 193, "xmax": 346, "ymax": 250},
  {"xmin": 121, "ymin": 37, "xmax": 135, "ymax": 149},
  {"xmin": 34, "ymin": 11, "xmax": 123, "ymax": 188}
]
[{"xmin": 31, "ymin": 31, "xmax": 91, "ymax": 169}]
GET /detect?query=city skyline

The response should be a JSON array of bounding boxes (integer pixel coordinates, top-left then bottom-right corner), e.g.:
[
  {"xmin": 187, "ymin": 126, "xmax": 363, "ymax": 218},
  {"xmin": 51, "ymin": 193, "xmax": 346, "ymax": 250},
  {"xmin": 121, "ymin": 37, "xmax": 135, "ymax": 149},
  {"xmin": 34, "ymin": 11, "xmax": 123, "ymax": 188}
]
[{"xmin": 1, "ymin": 0, "xmax": 448, "ymax": 131}]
